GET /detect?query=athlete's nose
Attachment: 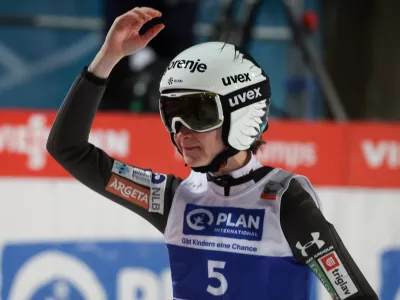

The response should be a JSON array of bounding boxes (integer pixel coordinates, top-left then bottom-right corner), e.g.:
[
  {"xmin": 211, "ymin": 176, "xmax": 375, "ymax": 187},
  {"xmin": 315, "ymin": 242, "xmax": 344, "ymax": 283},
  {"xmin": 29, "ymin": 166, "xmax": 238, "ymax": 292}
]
[
  {"xmin": 174, "ymin": 121, "xmax": 182, "ymax": 133},
  {"xmin": 176, "ymin": 122, "xmax": 190, "ymax": 134},
  {"xmin": 175, "ymin": 123, "xmax": 194, "ymax": 140}
]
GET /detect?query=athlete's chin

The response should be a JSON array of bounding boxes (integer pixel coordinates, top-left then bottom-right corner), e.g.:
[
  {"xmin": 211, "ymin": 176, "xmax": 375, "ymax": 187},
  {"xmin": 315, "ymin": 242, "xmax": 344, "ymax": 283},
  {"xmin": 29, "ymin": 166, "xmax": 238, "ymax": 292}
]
[{"xmin": 183, "ymin": 155, "xmax": 211, "ymax": 168}]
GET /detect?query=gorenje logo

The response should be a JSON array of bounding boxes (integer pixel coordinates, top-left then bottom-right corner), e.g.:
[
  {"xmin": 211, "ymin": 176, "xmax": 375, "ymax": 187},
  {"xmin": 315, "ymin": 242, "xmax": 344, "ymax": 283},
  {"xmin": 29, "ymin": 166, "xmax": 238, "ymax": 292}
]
[
  {"xmin": 183, "ymin": 204, "xmax": 265, "ymax": 241},
  {"xmin": 228, "ymin": 87, "xmax": 262, "ymax": 107},
  {"xmin": 222, "ymin": 73, "xmax": 251, "ymax": 86},
  {"xmin": 166, "ymin": 59, "xmax": 207, "ymax": 73}
]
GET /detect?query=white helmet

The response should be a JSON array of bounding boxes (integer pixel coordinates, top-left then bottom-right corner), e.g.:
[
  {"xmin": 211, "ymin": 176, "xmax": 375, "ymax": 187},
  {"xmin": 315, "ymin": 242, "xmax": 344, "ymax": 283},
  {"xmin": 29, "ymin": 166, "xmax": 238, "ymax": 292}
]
[{"xmin": 159, "ymin": 41, "xmax": 271, "ymax": 173}]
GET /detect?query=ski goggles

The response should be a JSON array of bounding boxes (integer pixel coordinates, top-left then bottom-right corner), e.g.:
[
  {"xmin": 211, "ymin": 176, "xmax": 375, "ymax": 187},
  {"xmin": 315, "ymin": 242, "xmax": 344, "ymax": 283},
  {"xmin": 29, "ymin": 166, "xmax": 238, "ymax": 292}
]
[{"xmin": 160, "ymin": 92, "xmax": 224, "ymax": 133}]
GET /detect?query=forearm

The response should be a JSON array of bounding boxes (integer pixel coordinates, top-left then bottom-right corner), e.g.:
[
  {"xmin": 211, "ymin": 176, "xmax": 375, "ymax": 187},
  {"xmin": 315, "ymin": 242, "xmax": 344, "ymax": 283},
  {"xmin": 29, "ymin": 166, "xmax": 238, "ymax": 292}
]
[
  {"xmin": 45, "ymin": 67, "xmax": 178, "ymax": 233},
  {"xmin": 280, "ymin": 179, "xmax": 378, "ymax": 300},
  {"xmin": 88, "ymin": 49, "xmax": 120, "ymax": 79},
  {"xmin": 46, "ymin": 67, "xmax": 107, "ymax": 160}
]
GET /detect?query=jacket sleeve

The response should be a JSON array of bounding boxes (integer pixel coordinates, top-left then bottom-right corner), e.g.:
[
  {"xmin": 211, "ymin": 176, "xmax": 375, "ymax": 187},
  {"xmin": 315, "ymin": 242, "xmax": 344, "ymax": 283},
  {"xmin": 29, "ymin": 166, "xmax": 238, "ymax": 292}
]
[
  {"xmin": 280, "ymin": 178, "xmax": 379, "ymax": 300},
  {"xmin": 46, "ymin": 67, "xmax": 182, "ymax": 234}
]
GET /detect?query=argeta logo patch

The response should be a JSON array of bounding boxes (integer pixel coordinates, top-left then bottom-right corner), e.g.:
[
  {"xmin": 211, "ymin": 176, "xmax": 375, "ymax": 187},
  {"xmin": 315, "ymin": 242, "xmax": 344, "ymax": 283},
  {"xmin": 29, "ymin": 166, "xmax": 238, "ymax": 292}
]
[{"xmin": 106, "ymin": 174, "xmax": 150, "ymax": 209}]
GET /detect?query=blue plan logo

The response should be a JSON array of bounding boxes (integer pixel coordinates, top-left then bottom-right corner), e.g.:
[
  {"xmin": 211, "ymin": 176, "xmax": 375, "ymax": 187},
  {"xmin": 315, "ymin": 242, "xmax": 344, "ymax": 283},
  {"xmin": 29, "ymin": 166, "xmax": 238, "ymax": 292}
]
[
  {"xmin": 183, "ymin": 204, "xmax": 265, "ymax": 241},
  {"xmin": 186, "ymin": 208, "xmax": 214, "ymax": 230}
]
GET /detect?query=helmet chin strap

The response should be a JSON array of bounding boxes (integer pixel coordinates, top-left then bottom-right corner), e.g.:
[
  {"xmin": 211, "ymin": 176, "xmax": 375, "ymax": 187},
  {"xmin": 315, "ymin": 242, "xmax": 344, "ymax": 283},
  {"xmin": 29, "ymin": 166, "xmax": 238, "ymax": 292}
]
[{"xmin": 169, "ymin": 133, "xmax": 239, "ymax": 174}]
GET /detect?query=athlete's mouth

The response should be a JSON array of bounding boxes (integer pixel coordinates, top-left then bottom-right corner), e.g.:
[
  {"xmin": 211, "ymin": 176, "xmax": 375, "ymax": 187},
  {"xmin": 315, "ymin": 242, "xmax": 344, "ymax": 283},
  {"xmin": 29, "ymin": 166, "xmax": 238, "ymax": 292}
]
[{"xmin": 183, "ymin": 146, "xmax": 200, "ymax": 151}]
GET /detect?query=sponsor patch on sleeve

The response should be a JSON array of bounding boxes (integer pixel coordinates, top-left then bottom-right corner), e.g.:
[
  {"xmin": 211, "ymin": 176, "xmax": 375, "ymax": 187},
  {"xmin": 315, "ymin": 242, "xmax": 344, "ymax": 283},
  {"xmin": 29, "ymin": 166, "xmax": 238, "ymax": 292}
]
[
  {"xmin": 111, "ymin": 160, "xmax": 167, "ymax": 215},
  {"xmin": 132, "ymin": 167, "xmax": 152, "ymax": 187},
  {"xmin": 308, "ymin": 260, "xmax": 340, "ymax": 300},
  {"xmin": 106, "ymin": 174, "xmax": 150, "ymax": 209},
  {"xmin": 149, "ymin": 173, "xmax": 167, "ymax": 214},
  {"xmin": 112, "ymin": 160, "xmax": 134, "ymax": 179},
  {"xmin": 318, "ymin": 251, "xmax": 359, "ymax": 299},
  {"xmin": 112, "ymin": 160, "xmax": 152, "ymax": 187}
]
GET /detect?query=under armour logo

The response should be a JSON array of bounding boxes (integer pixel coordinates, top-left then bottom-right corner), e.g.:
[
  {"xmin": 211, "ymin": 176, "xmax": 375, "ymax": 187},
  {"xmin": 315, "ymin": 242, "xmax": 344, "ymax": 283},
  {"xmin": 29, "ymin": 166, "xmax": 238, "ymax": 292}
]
[{"xmin": 296, "ymin": 232, "xmax": 325, "ymax": 257}]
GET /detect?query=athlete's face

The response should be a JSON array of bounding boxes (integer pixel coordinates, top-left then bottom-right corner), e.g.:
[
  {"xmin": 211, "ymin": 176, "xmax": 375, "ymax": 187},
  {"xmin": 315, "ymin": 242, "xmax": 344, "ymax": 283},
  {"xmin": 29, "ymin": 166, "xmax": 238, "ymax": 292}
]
[{"xmin": 174, "ymin": 125, "xmax": 226, "ymax": 167}]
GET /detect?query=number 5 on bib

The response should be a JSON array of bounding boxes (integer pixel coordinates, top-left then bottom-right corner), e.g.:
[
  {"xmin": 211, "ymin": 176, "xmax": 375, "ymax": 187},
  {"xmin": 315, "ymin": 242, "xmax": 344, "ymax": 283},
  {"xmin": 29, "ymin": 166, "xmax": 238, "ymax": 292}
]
[{"xmin": 207, "ymin": 260, "xmax": 228, "ymax": 296}]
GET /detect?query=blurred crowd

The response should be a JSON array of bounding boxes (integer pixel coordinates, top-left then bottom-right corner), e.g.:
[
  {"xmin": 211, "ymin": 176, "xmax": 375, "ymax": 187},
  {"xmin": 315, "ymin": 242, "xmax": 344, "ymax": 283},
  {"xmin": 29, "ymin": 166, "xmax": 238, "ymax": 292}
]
[
  {"xmin": 0, "ymin": 0, "xmax": 399, "ymax": 121},
  {"xmin": 101, "ymin": 0, "xmax": 200, "ymax": 112},
  {"xmin": 99, "ymin": 0, "xmax": 400, "ymax": 121}
]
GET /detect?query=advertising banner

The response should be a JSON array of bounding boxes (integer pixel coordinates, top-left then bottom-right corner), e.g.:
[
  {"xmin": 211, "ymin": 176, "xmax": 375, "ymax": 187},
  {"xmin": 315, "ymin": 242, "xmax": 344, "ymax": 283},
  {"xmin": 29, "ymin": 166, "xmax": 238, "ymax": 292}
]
[{"xmin": 0, "ymin": 110, "xmax": 399, "ymax": 187}]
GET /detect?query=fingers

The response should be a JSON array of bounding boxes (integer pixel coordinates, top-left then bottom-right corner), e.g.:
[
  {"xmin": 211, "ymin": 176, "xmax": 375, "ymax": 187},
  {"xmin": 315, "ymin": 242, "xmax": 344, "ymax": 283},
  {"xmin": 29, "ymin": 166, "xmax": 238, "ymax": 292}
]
[
  {"xmin": 136, "ymin": 7, "xmax": 162, "ymax": 18},
  {"xmin": 129, "ymin": 6, "xmax": 162, "ymax": 23},
  {"xmin": 141, "ymin": 23, "xmax": 165, "ymax": 44},
  {"xmin": 129, "ymin": 8, "xmax": 151, "ymax": 23},
  {"xmin": 117, "ymin": 7, "xmax": 162, "ymax": 29}
]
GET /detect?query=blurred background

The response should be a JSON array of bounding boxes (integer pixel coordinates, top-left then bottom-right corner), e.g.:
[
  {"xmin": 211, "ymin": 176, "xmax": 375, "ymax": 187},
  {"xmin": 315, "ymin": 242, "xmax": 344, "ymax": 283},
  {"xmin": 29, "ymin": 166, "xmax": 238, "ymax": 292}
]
[
  {"xmin": 0, "ymin": 0, "xmax": 399, "ymax": 300},
  {"xmin": 0, "ymin": 0, "xmax": 399, "ymax": 120}
]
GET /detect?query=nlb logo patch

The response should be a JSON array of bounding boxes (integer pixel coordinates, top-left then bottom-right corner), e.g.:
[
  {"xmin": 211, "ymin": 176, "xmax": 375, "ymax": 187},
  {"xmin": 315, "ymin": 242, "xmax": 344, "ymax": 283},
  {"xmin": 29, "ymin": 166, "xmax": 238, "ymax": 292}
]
[
  {"xmin": 149, "ymin": 172, "xmax": 167, "ymax": 214},
  {"xmin": 152, "ymin": 173, "xmax": 166, "ymax": 184},
  {"xmin": 183, "ymin": 204, "xmax": 265, "ymax": 241}
]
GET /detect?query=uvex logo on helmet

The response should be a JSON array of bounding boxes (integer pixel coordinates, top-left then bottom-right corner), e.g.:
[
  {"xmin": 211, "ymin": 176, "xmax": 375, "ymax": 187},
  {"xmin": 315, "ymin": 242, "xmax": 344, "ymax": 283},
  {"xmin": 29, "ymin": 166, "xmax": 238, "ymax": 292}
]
[
  {"xmin": 228, "ymin": 87, "xmax": 262, "ymax": 108},
  {"xmin": 222, "ymin": 73, "xmax": 251, "ymax": 86},
  {"xmin": 166, "ymin": 59, "xmax": 207, "ymax": 73}
]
